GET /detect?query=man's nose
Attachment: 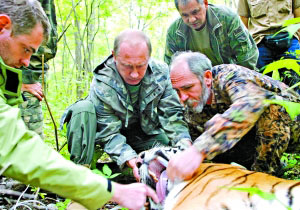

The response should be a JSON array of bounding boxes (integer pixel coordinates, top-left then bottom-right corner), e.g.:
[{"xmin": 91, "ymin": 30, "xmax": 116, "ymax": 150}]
[
  {"xmin": 189, "ymin": 16, "xmax": 196, "ymax": 23},
  {"xmin": 179, "ymin": 92, "xmax": 189, "ymax": 103},
  {"xmin": 130, "ymin": 68, "xmax": 139, "ymax": 78},
  {"xmin": 20, "ymin": 58, "xmax": 30, "ymax": 67}
]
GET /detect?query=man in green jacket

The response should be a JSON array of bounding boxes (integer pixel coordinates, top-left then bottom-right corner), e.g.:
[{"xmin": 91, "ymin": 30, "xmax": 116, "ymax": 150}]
[
  {"xmin": 165, "ymin": 0, "xmax": 258, "ymax": 69},
  {"xmin": 0, "ymin": 0, "xmax": 158, "ymax": 209},
  {"xmin": 18, "ymin": 0, "xmax": 58, "ymax": 138},
  {"xmin": 61, "ymin": 29, "xmax": 192, "ymax": 181}
]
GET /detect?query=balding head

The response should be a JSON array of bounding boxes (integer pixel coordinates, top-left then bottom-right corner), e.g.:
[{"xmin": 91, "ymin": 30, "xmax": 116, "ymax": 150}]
[{"xmin": 113, "ymin": 29, "xmax": 152, "ymax": 57}]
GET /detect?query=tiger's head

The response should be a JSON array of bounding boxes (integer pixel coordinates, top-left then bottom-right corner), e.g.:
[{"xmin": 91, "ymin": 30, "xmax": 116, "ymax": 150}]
[{"xmin": 137, "ymin": 141, "xmax": 190, "ymax": 208}]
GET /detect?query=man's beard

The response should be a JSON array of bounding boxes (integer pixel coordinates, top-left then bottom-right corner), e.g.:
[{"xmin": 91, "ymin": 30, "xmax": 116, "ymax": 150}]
[{"xmin": 185, "ymin": 86, "xmax": 210, "ymax": 113}]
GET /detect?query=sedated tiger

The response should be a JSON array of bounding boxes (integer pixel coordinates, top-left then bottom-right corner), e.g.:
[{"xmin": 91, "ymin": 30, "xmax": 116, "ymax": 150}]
[{"xmin": 137, "ymin": 145, "xmax": 300, "ymax": 210}]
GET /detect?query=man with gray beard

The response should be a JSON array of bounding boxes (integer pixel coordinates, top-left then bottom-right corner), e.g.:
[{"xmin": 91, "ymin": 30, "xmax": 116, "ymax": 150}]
[{"xmin": 167, "ymin": 51, "xmax": 300, "ymax": 179}]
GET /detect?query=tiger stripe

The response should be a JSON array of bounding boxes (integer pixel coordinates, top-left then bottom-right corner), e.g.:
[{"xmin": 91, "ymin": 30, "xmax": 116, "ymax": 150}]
[{"xmin": 165, "ymin": 163, "xmax": 300, "ymax": 210}]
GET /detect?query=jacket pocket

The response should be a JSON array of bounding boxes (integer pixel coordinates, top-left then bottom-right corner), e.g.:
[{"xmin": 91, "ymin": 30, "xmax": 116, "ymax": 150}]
[
  {"xmin": 277, "ymin": 0, "xmax": 292, "ymax": 14},
  {"xmin": 233, "ymin": 27, "xmax": 250, "ymax": 52},
  {"xmin": 249, "ymin": 0, "xmax": 267, "ymax": 18}
]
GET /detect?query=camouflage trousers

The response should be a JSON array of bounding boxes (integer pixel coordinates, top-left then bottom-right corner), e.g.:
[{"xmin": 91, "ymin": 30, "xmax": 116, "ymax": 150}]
[
  {"xmin": 252, "ymin": 104, "xmax": 300, "ymax": 175},
  {"xmin": 60, "ymin": 99, "xmax": 170, "ymax": 167},
  {"xmin": 18, "ymin": 91, "xmax": 44, "ymax": 139},
  {"xmin": 212, "ymin": 105, "xmax": 300, "ymax": 176}
]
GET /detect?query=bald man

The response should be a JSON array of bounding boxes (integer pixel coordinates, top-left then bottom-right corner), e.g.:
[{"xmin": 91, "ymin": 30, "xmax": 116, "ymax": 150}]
[{"xmin": 61, "ymin": 29, "xmax": 191, "ymax": 181}]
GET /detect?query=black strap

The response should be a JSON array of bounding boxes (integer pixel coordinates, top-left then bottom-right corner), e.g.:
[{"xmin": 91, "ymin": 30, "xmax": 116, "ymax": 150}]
[{"xmin": 107, "ymin": 179, "xmax": 112, "ymax": 193}]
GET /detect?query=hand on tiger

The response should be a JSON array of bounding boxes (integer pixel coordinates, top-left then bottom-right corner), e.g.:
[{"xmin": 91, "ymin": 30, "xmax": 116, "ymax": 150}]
[
  {"xmin": 111, "ymin": 182, "xmax": 159, "ymax": 210},
  {"xmin": 127, "ymin": 158, "xmax": 140, "ymax": 181},
  {"xmin": 167, "ymin": 145, "xmax": 205, "ymax": 181}
]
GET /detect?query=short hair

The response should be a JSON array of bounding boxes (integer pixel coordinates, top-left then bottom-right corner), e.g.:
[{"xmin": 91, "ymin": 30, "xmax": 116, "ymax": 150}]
[
  {"xmin": 0, "ymin": 0, "xmax": 50, "ymax": 43},
  {"xmin": 113, "ymin": 29, "xmax": 152, "ymax": 57},
  {"xmin": 174, "ymin": 0, "xmax": 204, "ymax": 10},
  {"xmin": 170, "ymin": 51, "xmax": 212, "ymax": 83}
]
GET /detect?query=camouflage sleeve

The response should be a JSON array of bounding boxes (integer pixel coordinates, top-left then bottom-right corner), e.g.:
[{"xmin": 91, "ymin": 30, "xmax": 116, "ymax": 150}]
[
  {"xmin": 227, "ymin": 14, "xmax": 258, "ymax": 70},
  {"xmin": 22, "ymin": 0, "xmax": 58, "ymax": 84},
  {"xmin": 89, "ymin": 83, "xmax": 137, "ymax": 168},
  {"xmin": 164, "ymin": 25, "xmax": 179, "ymax": 65},
  {"xmin": 157, "ymin": 65, "xmax": 191, "ymax": 145},
  {"xmin": 193, "ymin": 67, "xmax": 267, "ymax": 159}
]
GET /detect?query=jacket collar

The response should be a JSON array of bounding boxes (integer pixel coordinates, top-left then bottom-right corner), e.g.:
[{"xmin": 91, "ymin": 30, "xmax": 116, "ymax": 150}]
[{"xmin": 0, "ymin": 57, "xmax": 23, "ymax": 105}]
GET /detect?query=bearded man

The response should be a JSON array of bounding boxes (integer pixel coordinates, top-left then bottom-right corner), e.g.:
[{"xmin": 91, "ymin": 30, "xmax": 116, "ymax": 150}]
[{"xmin": 167, "ymin": 51, "xmax": 300, "ymax": 180}]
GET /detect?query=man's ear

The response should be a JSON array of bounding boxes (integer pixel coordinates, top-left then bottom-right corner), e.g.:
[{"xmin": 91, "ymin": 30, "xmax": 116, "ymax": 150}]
[
  {"xmin": 204, "ymin": 0, "xmax": 209, "ymax": 8},
  {"xmin": 0, "ymin": 15, "xmax": 12, "ymax": 34},
  {"xmin": 112, "ymin": 50, "xmax": 116, "ymax": 61},
  {"xmin": 203, "ymin": 70, "xmax": 212, "ymax": 88}
]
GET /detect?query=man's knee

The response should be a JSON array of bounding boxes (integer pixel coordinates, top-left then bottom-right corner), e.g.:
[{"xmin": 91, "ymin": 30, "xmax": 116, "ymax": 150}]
[{"xmin": 60, "ymin": 99, "xmax": 97, "ymax": 165}]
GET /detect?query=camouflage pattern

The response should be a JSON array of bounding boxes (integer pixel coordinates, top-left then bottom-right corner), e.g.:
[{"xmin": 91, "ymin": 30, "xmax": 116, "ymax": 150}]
[
  {"xmin": 19, "ymin": 92, "xmax": 44, "ymax": 138},
  {"xmin": 164, "ymin": 4, "xmax": 258, "ymax": 70},
  {"xmin": 187, "ymin": 64, "xmax": 300, "ymax": 175},
  {"xmin": 19, "ymin": 0, "xmax": 58, "ymax": 138},
  {"xmin": 87, "ymin": 55, "xmax": 191, "ymax": 167}
]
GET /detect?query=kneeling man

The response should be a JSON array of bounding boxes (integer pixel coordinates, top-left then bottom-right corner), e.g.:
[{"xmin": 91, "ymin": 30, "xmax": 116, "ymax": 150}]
[{"xmin": 167, "ymin": 51, "xmax": 300, "ymax": 179}]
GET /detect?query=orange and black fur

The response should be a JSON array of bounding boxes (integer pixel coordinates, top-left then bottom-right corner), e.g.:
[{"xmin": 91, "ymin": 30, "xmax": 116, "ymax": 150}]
[{"xmin": 138, "ymin": 146, "xmax": 300, "ymax": 210}]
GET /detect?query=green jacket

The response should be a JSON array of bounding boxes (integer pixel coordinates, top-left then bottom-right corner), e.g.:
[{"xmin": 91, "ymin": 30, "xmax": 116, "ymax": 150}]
[
  {"xmin": 164, "ymin": 4, "xmax": 258, "ymax": 70},
  {"xmin": 0, "ymin": 60, "xmax": 113, "ymax": 210},
  {"xmin": 22, "ymin": 0, "xmax": 58, "ymax": 84},
  {"xmin": 88, "ymin": 55, "xmax": 191, "ymax": 166}
]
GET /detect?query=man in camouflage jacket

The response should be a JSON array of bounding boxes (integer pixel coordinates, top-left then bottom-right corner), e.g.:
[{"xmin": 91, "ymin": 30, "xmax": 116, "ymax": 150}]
[
  {"xmin": 19, "ymin": 0, "xmax": 58, "ymax": 138},
  {"xmin": 61, "ymin": 29, "xmax": 191, "ymax": 181},
  {"xmin": 165, "ymin": 0, "xmax": 258, "ymax": 70},
  {"xmin": 167, "ymin": 52, "xmax": 299, "ymax": 180}
]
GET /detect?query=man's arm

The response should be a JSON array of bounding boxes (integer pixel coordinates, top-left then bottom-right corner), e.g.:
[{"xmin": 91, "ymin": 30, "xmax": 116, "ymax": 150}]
[
  {"xmin": 0, "ymin": 95, "xmax": 109, "ymax": 209},
  {"xmin": 88, "ymin": 82, "xmax": 138, "ymax": 168},
  {"xmin": 164, "ymin": 22, "xmax": 182, "ymax": 65},
  {"xmin": 228, "ymin": 14, "xmax": 258, "ymax": 70},
  {"xmin": 0, "ymin": 95, "xmax": 158, "ymax": 209},
  {"xmin": 167, "ymin": 67, "xmax": 268, "ymax": 180}
]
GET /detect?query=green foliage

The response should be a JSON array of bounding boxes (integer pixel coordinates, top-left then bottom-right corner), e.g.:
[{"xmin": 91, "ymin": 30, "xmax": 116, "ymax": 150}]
[
  {"xmin": 264, "ymin": 99, "xmax": 300, "ymax": 121},
  {"xmin": 262, "ymin": 59, "xmax": 300, "ymax": 81},
  {"xmin": 281, "ymin": 153, "xmax": 300, "ymax": 180},
  {"xmin": 274, "ymin": 17, "xmax": 300, "ymax": 38},
  {"xmin": 282, "ymin": 17, "xmax": 300, "ymax": 27},
  {"xmin": 56, "ymin": 199, "xmax": 71, "ymax": 210},
  {"xmin": 275, "ymin": 23, "xmax": 300, "ymax": 39},
  {"xmin": 224, "ymin": 187, "xmax": 291, "ymax": 210},
  {"xmin": 30, "ymin": 187, "xmax": 47, "ymax": 200},
  {"xmin": 92, "ymin": 164, "xmax": 121, "ymax": 179}
]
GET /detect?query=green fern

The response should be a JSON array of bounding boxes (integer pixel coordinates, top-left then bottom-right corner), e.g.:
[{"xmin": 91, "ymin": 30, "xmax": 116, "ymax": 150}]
[
  {"xmin": 262, "ymin": 59, "xmax": 300, "ymax": 81},
  {"xmin": 274, "ymin": 23, "xmax": 300, "ymax": 39},
  {"xmin": 282, "ymin": 17, "xmax": 300, "ymax": 27}
]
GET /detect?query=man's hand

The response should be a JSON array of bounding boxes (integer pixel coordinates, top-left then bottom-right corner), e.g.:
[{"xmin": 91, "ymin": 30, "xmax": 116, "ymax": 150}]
[
  {"xmin": 111, "ymin": 182, "xmax": 159, "ymax": 210},
  {"xmin": 127, "ymin": 158, "xmax": 140, "ymax": 181},
  {"xmin": 167, "ymin": 145, "xmax": 205, "ymax": 181},
  {"xmin": 21, "ymin": 83, "xmax": 44, "ymax": 101}
]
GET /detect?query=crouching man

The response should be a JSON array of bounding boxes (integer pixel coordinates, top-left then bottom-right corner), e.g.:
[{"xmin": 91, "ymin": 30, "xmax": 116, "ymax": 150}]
[{"xmin": 167, "ymin": 51, "xmax": 300, "ymax": 180}]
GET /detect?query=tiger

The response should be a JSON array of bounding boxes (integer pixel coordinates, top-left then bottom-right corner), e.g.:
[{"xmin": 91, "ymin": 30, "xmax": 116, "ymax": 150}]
[{"xmin": 137, "ymin": 145, "xmax": 300, "ymax": 210}]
